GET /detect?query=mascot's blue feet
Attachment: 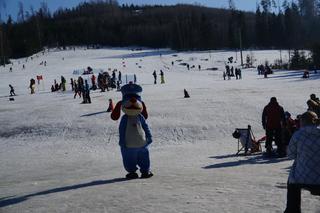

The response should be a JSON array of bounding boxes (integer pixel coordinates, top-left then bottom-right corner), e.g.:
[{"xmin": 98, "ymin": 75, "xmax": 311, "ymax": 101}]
[
  {"xmin": 140, "ymin": 172, "xmax": 153, "ymax": 179},
  {"xmin": 126, "ymin": 172, "xmax": 139, "ymax": 179}
]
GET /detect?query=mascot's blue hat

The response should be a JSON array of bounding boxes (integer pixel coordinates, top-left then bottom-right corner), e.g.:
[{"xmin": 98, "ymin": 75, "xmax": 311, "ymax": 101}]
[{"xmin": 121, "ymin": 83, "xmax": 142, "ymax": 101}]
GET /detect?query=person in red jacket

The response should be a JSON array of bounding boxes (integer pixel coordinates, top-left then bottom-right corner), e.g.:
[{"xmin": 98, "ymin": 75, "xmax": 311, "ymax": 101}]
[{"xmin": 262, "ymin": 97, "xmax": 286, "ymax": 157}]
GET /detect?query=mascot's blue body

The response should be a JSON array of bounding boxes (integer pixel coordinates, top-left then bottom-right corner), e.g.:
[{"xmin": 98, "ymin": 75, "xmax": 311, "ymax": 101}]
[{"xmin": 111, "ymin": 83, "xmax": 153, "ymax": 179}]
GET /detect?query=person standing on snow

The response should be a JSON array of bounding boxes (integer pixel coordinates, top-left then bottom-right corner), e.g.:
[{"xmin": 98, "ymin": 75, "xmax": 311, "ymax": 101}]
[
  {"xmin": 152, "ymin": 70, "xmax": 157, "ymax": 84},
  {"xmin": 262, "ymin": 97, "xmax": 286, "ymax": 157},
  {"xmin": 61, "ymin": 76, "xmax": 66, "ymax": 91},
  {"xmin": 160, "ymin": 70, "xmax": 165, "ymax": 84},
  {"xmin": 118, "ymin": 71, "xmax": 122, "ymax": 84},
  {"xmin": 284, "ymin": 111, "xmax": 320, "ymax": 213},
  {"xmin": 29, "ymin": 78, "xmax": 36, "ymax": 94}
]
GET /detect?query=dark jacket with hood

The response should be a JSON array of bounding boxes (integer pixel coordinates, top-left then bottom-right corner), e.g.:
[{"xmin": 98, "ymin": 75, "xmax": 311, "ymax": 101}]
[{"xmin": 262, "ymin": 99, "xmax": 285, "ymax": 129}]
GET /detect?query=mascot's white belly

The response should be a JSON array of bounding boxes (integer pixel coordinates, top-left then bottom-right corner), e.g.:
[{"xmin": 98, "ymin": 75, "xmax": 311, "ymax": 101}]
[{"xmin": 125, "ymin": 116, "xmax": 147, "ymax": 148}]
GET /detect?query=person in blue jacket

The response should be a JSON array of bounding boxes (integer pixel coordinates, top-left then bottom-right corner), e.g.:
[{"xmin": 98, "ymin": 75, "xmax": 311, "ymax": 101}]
[{"xmin": 111, "ymin": 83, "xmax": 153, "ymax": 179}]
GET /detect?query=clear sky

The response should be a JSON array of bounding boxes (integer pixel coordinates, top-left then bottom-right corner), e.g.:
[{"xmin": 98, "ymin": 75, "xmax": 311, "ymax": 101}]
[{"xmin": 0, "ymin": 0, "xmax": 285, "ymax": 21}]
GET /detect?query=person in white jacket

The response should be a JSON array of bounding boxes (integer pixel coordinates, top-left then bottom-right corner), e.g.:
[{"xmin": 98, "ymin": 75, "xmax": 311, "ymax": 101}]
[{"xmin": 284, "ymin": 111, "xmax": 320, "ymax": 213}]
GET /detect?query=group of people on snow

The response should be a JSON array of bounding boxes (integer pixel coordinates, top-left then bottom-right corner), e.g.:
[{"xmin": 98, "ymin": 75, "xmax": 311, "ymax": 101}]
[
  {"xmin": 261, "ymin": 94, "xmax": 320, "ymax": 212},
  {"xmin": 51, "ymin": 76, "xmax": 66, "ymax": 92},
  {"xmin": 257, "ymin": 64, "xmax": 273, "ymax": 78},
  {"xmin": 152, "ymin": 70, "xmax": 165, "ymax": 84},
  {"xmin": 223, "ymin": 65, "xmax": 242, "ymax": 80}
]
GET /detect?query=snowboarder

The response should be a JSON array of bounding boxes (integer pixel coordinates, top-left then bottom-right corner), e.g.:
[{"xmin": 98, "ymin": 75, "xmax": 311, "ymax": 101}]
[
  {"xmin": 153, "ymin": 70, "xmax": 157, "ymax": 84},
  {"xmin": 160, "ymin": 70, "xmax": 165, "ymax": 84},
  {"xmin": 9, "ymin": 85, "xmax": 16, "ymax": 96}
]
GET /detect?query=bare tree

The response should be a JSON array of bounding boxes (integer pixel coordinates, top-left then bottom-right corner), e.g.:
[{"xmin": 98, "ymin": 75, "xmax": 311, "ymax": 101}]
[
  {"xmin": 228, "ymin": 0, "xmax": 236, "ymax": 10},
  {"xmin": 17, "ymin": 1, "xmax": 24, "ymax": 22}
]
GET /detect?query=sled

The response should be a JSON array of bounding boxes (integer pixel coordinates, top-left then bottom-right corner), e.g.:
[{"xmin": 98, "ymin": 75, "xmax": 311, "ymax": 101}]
[{"xmin": 233, "ymin": 125, "xmax": 263, "ymax": 155}]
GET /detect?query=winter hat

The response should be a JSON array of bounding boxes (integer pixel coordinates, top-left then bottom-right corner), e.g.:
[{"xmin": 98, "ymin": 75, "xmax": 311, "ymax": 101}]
[
  {"xmin": 270, "ymin": 97, "xmax": 277, "ymax": 103},
  {"xmin": 121, "ymin": 83, "xmax": 142, "ymax": 101}
]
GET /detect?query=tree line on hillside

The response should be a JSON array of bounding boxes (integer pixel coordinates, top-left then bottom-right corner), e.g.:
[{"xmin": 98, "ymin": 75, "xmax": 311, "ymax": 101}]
[{"xmin": 1, "ymin": 0, "xmax": 320, "ymax": 66}]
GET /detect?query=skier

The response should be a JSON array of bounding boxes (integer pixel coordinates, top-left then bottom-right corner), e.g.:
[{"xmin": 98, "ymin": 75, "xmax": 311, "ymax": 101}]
[
  {"xmin": 223, "ymin": 71, "xmax": 226, "ymax": 80},
  {"xmin": 9, "ymin": 85, "xmax": 16, "ymax": 96},
  {"xmin": 152, "ymin": 70, "xmax": 157, "ymax": 84}
]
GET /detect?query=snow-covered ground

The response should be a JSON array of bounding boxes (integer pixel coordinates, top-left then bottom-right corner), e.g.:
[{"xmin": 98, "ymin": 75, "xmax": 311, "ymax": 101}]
[{"xmin": 0, "ymin": 48, "xmax": 319, "ymax": 213}]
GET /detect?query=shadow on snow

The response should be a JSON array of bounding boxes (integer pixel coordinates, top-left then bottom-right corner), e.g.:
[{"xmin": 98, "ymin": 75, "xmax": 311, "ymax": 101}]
[
  {"xmin": 80, "ymin": 111, "xmax": 108, "ymax": 117},
  {"xmin": 94, "ymin": 49, "xmax": 175, "ymax": 59},
  {"xmin": 267, "ymin": 70, "xmax": 320, "ymax": 81},
  {"xmin": 204, "ymin": 153, "xmax": 290, "ymax": 169},
  {"xmin": 0, "ymin": 178, "xmax": 127, "ymax": 208}
]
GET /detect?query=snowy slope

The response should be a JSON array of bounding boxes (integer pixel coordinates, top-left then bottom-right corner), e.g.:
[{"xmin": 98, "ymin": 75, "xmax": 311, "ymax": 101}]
[{"xmin": 0, "ymin": 48, "xmax": 319, "ymax": 213}]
